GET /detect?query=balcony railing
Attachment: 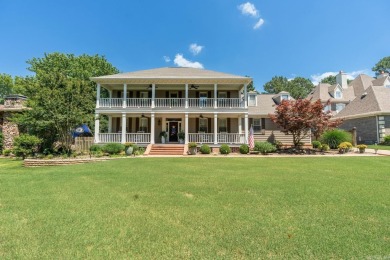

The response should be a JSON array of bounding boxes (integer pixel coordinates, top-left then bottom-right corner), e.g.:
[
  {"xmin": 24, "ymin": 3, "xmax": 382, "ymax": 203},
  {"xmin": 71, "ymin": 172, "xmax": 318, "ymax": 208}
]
[
  {"xmin": 98, "ymin": 133, "xmax": 151, "ymax": 144},
  {"xmin": 98, "ymin": 98, "xmax": 244, "ymax": 108},
  {"xmin": 188, "ymin": 133, "xmax": 246, "ymax": 144}
]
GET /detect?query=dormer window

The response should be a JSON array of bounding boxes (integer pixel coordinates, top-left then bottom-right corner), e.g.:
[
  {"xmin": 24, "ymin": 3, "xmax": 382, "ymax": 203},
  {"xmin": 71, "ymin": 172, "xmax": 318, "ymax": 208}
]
[
  {"xmin": 281, "ymin": 94, "xmax": 289, "ymax": 101},
  {"xmin": 335, "ymin": 90, "xmax": 342, "ymax": 99},
  {"xmin": 248, "ymin": 94, "xmax": 257, "ymax": 106}
]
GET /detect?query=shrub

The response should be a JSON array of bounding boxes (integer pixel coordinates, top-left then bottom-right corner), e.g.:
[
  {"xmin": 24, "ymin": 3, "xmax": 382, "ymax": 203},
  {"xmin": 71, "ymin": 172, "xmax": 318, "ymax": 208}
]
[
  {"xmin": 254, "ymin": 141, "xmax": 276, "ymax": 154},
  {"xmin": 89, "ymin": 144, "xmax": 103, "ymax": 152},
  {"xmin": 383, "ymin": 135, "xmax": 390, "ymax": 145},
  {"xmin": 339, "ymin": 142, "xmax": 353, "ymax": 152},
  {"xmin": 200, "ymin": 144, "xmax": 211, "ymax": 154},
  {"xmin": 188, "ymin": 142, "xmax": 197, "ymax": 148},
  {"xmin": 356, "ymin": 144, "xmax": 367, "ymax": 149},
  {"xmin": 2, "ymin": 149, "xmax": 11, "ymax": 156},
  {"xmin": 321, "ymin": 144, "xmax": 330, "ymax": 151},
  {"xmin": 219, "ymin": 144, "xmax": 231, "ymax": 154},
  {"xmin": 239, "ymin": 144, "xmax": 249, "ymax": 154},
  {"xmin": 321, "ymin": 129, "xmax": 352, "ymax": 149},
  {"xmin": 12, "ymin": 134, "xmax": 42, "ymax": 159},
  {"xmin": 312, "ymin": 141, "xmax": 322, "ymax": 149},
  {"xmin": 102, "ymin": 143, "xmax": 125, "ymax": 155}
]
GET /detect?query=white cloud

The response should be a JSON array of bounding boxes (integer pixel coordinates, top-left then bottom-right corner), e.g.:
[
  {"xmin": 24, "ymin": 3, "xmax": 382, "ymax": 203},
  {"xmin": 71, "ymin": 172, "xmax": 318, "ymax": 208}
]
[
  {"xmin": 310, "ymin": 69, "xmax": 372, "ymax": 85},
  {"xmin": 174, "ymin": 54, "xmax": 204, "ymax": 69},
  {"xmin": 189, "ymin": 43, "xmax": 204, "ymax": 56},
  {"xmin": 238, "ymin": 2, "xmax": 259, "ymax": 17},
  {"xmin": 163, "ymin": 56, "xmax": 171, "ymax": 63},
  {"xmin": 253, "ymin": 18, "xmax": 264, "ymax": 29}
]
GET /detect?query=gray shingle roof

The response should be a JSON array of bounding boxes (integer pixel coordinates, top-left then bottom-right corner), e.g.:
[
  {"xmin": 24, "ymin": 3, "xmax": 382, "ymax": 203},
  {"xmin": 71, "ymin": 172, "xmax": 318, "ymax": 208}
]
[{"xmin": 334, "ymin": 86, "xmax": 390, "ymax": 118}]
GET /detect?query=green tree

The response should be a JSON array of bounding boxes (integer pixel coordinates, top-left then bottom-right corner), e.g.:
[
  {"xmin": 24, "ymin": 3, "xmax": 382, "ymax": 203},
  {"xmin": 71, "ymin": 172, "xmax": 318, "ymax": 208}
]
[
  {"xmin": 372, "ymin": 56, "xmax": 390, "ymax": 74},
  {"xmin": 320, "ymin": 75, "xmax": 337, "ymax": 85},
  {"xmin": 0, "ymin": 73, "xmax": 14, "ymax": 103},
  {"xmin": 263, "ymin": 76, "xmax": 314, "ymax": 99},
  {"xmin": 245, "ymin": 76, "xmax": 256, "ymax": 92},
  {"xmin": 14, "ymin": 53, "xmax": 119, "ymax": 153},
  {"xmin": 12, "ymin": 134, "xmax": 42, "ymax": 159}
]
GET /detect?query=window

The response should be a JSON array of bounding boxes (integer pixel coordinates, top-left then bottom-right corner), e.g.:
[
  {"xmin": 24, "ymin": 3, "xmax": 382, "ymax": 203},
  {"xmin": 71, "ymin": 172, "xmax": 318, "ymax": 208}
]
[
  {"xmin": 335, "ymin": 90, "xmax": 342, "ymax": 99},
  {"xmin": 218, "ymin": 92, "xmax": 227, "ymax": 98},
  {"xmin": 199, "ymin": 92, "xmax": 207, "ymax": 106},
  {"xmin": 248, "ymin": 94, "xmax": 256, "ymax": 106},
  {"xmin": 199, "ymin": 118, "xmax": 208, "ymax": 132},
  {"xmin": 323, "ymin": 104, "xmax": 331, "ymax": 112},
  {"xmin": 253, "ymin": 118, "xmax": 261, "ymax": 132},
  {"xmin": 139, "ymin": 118, "xmax": 148, "ymax": 132},
  {"xmin": 218, "ymin": 118, "xmax": 227, "ymax": 132},
  {"xmin": 140, "ymin": 92, "xmax": 148, "ymax": 98},
  {"xmin": 335, "ymin": 103, "xmax": 345, "ymax": 113},
  {"xmin": 281, "ymin": 94, "xmax": 289, "ymax": 101}
]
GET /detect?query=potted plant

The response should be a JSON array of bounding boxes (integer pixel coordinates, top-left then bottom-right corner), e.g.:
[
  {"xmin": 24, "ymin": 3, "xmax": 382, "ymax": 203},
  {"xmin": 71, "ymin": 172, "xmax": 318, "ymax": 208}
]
[
  {"xmin": 124, "ymin": 142, "xmax": 134, "ymax": 155},
  {"xmin": 178, "ymin": 131, "xmax": 185, "ymax": 144},
  {"xmin": 160, "ymin": 131, "xmax": 167, "ymax": 144},
  {"xmin": 356, "ymin": 144, "xmax": 367, "ymax": 153},
  {"xmin": 338, "ymin": 142, "xmax": 348, "ymax": 154},
  {"xmin": 188, "ymin": 142, "xmax": 197, "ymax": 155}
]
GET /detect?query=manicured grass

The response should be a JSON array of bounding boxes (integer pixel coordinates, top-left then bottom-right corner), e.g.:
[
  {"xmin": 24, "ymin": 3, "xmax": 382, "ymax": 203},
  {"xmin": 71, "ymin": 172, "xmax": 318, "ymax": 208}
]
[
  {"xmin": 367, "ymin": 144, "xmax": 390, "ymax": 150},
  {"xmin": 0, "ymin": 157, "xmax": 389, "ymax": 259}
]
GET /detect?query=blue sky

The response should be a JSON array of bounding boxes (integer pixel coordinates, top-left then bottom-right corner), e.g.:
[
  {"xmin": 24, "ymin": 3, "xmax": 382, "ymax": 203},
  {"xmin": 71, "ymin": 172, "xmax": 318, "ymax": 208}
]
[{"xmin": 0, "ymin": 0, "xmax": 389, "ymax": 91}]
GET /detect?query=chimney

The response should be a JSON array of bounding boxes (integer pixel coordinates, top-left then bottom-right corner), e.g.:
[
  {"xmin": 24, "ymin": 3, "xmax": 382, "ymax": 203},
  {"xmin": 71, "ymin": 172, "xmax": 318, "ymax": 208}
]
[{"xmin": 336, "ymin": 71, "xmax": 348, "ymax": 89}]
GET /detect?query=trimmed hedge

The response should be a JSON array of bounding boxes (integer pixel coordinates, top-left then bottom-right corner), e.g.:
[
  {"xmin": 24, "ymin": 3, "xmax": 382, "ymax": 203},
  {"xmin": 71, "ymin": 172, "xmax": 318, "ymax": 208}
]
[
  {"xmin": 219, "ymin": 144, "xmax": 231, "ymax": 155},
  {"xmin": 239, "ymin": 144, "xmax": 249, "ymax": 154},
  {"xmin": 102, "ymin": 143, "xmax": 125, "ymax": 155},
  {"xmin": 254, "ymin": 141, "xmax": 276, "ymax": 154}
]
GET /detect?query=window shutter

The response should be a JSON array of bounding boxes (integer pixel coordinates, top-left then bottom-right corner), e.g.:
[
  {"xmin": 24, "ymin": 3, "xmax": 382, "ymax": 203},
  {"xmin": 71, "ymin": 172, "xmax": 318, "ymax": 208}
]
[
  {"xmin": 148, "ymin": 91, "xmax": 152, "ymax": 98},
  {"xmin": 147, "ymin": 118, "xmax": 151, "ymax": 133},
  {"xmin": 249, "ymin": 118, "xmax": 253, "ymax": 127},
  {"xmin": 166, "ymin": 91, "xmax": 169, "ymax": 98},
  {"xmin": 196, "ymin": 118, "xmax": 199, "ymax": 132},
  {"xmin": 129, "ymin": 91, "xmax": 133, "ymax": 98},
  {"xmin": 227, "ymin": 118, "xmax": 231, "ymax": 133},
  {"xmin": 261, "ymin": 118, "xmax": 266, "ymax": 129},
  {"xmin": 208, "ymin": 91, "xmax": 211, "ymax": 97},
  {"xmin": 227, "ymin": 92, "xmax": 230, "ymax": 98},
  {"xmin": 117, "ymin": 91, "xmax": 122, "ymax": 98},
  {"xmin": 179, "ymin": 91, "xmax": 182, "ymax": 98},
  {"xmin": 116, "ymin": 118, "xmax": 120, "ymax": 132},
  {"xmin": 128, "ymin": 118, "xmax": 132, "ymax": 132},
  {"xmin": 136, "ymin": 118, "xmax": 139, "ymax": 131},
  {"xmin": 136, "ymin": 91, "xmax": 140, "ymax": 98},
  {"xmin": 208, "ymin": 118, "xmax": 212, "ymax": 133},
  {"xmin": 196, "ymin": 92, "xmax": 199, "ymax": 98}
]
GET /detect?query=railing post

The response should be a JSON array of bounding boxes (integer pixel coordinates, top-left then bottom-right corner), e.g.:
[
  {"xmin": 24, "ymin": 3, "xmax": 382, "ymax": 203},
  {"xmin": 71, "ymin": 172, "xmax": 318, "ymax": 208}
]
[
  {"xmin": 185, "ymin": 113, "xmax": 189, "ymax": 144},
  {"xmin": 151, "ymin": 112, "xmax": 155, "ymax": 144},
  {"xmin": 214, "ymin": 83, "xmax": 217, "ymax": 109},
  {"xmin": 244, "ymin": 113, "xmax": 249, "ymax": 144},
  {"xmin": 185, "ymin": 84, "xmax": 189, "ymax": 109},
  {"xmin": 151, "ymin": 84, "xmax": 155, "ymax": 108},
  {"xmin": 244, "ymin": 83, "xmax": 248, "ymax": 108}
]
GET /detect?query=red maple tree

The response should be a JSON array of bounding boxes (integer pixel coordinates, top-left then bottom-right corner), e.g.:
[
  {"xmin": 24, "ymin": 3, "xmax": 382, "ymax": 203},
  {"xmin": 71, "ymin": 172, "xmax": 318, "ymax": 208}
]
[{"xmin": 269, "ymin": 99, "xmax": 342, "ymax": 147}]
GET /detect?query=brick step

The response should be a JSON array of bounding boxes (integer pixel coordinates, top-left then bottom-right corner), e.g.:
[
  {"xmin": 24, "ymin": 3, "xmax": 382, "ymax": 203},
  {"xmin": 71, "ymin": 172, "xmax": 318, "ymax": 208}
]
[{"xmin": 148, "ymin": 144, "xmax": 184, "ymax": 156}]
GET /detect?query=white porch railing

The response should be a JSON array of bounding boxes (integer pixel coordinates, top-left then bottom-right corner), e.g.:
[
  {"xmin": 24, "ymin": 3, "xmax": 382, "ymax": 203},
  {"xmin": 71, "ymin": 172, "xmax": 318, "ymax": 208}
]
[
  {"xmin": 155, "ymin": 98, "xmax": 185, "ymax": 107},
  {"xmin": 99, "ymin": 133, "xmax": 122, "ymax": 143},
  {"xmin": 188, "ymin": 98, "xmax": 215, "ymax": 108},
  {"xmin": 188, "ymin": 133, "xmax": 214, "ymax": 143},
  {"xmin": 218, "ymin": 133, "xmax": 245, "ymax": 144},
  {"xmin": 126, "ymin": 133, "xmax": 151, "ymax": 143},
  {"xmin": 99, "ymin": 98, "xmax": 122, "ymax": 107},
  {"xmin": 217, "ymin": 98, "xmax": 243, "ymax": 108},
  {"xmin": 126, "ymin": 98, "xmax": 151, "ymax": 107}
]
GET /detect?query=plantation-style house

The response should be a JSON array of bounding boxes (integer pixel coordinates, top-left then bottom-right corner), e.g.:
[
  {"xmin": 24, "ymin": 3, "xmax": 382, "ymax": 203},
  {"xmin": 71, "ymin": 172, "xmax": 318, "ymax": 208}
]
[{"xmin": 91, "ymin": 67, "xmax": 310, "ymax": 152}]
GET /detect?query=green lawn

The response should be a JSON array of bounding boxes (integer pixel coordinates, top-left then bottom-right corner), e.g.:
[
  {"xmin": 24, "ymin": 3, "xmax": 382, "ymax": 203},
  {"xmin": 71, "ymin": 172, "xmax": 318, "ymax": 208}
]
[
  {"xmin": 0, "ymin": 157, "xmax": 389, "ymax": 259},
  {"xmin": 367, "ymin": 144, "xmax": 390, "ymax": 150}
]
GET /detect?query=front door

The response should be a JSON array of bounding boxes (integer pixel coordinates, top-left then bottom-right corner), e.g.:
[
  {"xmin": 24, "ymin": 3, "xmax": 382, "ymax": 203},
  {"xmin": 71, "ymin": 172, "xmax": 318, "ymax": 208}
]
[{"xmin": 168, "ymin": 122, "xmax": 178, "ymax": 142}]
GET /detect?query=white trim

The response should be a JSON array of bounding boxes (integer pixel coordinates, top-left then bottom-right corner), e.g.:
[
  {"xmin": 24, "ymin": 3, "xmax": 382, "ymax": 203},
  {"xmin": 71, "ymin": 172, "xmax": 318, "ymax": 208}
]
[
  {"xmin": 151, "ymin": 112, "xmax": 155, "ymax": 144},
  {"xmin": 121, "ymin": 113, "xmax": 126, "ymax": 144},
  {"xmin": 214, "ymin": 113, "xmax": 218, "ymax": 144}
]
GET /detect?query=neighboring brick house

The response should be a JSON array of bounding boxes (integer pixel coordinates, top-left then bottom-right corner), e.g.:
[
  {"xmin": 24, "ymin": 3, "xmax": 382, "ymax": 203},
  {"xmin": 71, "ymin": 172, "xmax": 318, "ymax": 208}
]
[
  {"xmin": 0, "ymin": 95, "xmax": 27, "ymax": 150},
  {"xmin": 334, "ymin": 85, "xmax": 390, "ymax": 144}
]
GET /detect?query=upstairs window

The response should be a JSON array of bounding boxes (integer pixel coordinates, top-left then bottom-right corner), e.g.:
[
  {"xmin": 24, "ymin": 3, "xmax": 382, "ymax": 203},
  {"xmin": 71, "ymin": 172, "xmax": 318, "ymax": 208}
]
[
  {"xmin": 335, "ymin": 103, "xmax": 345, "ymax": 113},
  {"xmin": 281, "ymin": 94, "xmax": 289, "ymax": 101},
  {"xmin": 335, "ymin": 90, "xmax": 342, "ymax": 99},
  {"xmin": 248, "ymin": 94, "xmax": 256, "ymax": 106}
]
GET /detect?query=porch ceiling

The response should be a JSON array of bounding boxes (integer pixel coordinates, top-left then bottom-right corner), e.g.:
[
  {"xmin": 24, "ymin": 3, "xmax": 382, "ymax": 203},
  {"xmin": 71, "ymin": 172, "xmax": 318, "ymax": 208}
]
[{"xmin": 100, "ymin": 83, "xmax": 245, "ymax": 91}]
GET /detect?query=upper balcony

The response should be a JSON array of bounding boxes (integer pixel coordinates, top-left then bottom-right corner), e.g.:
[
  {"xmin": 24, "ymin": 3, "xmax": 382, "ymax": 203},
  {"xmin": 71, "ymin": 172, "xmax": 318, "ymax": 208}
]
[{"xmin": 97, "ymin": 97, "xmax": 244, "ymax": 109}]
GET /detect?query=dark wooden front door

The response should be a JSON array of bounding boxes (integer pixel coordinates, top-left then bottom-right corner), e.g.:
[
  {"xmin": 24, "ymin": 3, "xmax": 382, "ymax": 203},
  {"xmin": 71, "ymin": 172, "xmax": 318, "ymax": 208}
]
[{"xmin": 169, "ymin": 122, "xmax": 178, "ymax": 142}]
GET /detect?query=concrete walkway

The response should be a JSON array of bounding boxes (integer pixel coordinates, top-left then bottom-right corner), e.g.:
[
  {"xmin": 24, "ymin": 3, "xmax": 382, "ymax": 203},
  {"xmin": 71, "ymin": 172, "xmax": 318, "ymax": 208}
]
[{"xmin": 365, "ymin": 148, "xmax": 390, "ymax": 156}]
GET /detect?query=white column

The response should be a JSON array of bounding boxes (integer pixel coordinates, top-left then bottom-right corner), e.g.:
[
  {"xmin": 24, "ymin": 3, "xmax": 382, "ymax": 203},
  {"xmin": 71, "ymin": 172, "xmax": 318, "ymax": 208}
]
[
  {"xmin": 185, "ymin": 113, "xmax": 189, "ymax": 144},
  {"xmin": 185, "ymin": 84, "xmax": 189, "ymax": 108},
  {"xmin": 94, "ymin": 113, "xmax": 100, "ymax": 143},
  {"xmin": 121, "ymin": 113, "xmax": 126, "ymax": 144},
  {"xmin": 122, "ymin": 84, "xmax": 127, "ymax": 108},
  {"xmin": 151, "ymin": 112, "xmax": 155, "ymax": 144},
  {"xmin": 244, "ymin": 83, "xmax": 248, "ymax": 108},
  {"xmin": 244, "ymin": 113, "xmax": 249, "ymax": 144},
  {"xmin": 108, "ymin": 116, "xmax": 112, "ymax": 133},
  {"xmin": 151, "ymin": 84, "xmax": 156, "ymax": 108},
  {"xmin": 214, "ymin": 83, "xmax": 217, "ymax": 108},
  {"xmin": 96, "ymin": 83, "xmax": 101, "ymax": 108},
  {"xmin": 214, "ymin": 113, "xmax": 218, "ymax": 144},
  {"xmin": 108, "ymin": 90, "xmax": 112, "ymax": 108},
  {"xmin": 238, "ymin": 116, "xmax": 242, "ymax": 134}
]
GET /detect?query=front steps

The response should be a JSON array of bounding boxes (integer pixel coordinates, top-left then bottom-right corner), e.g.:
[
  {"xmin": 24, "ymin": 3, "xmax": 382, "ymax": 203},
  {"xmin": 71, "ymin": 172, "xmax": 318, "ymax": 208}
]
[{"xmin": 147, "ymin": 144, "xmax": 185, "ymax": 156}]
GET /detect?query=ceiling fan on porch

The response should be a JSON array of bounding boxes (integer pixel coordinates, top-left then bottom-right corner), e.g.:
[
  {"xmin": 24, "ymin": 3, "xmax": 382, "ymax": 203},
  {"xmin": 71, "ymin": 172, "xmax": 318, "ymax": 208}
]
[
  {"xmin": 189, "ymin": 84, "xmax": 199, "ymax": 90},
  {"xmin": 146, "ymin": 84, "xmax": 158, "ymax": 90}
]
